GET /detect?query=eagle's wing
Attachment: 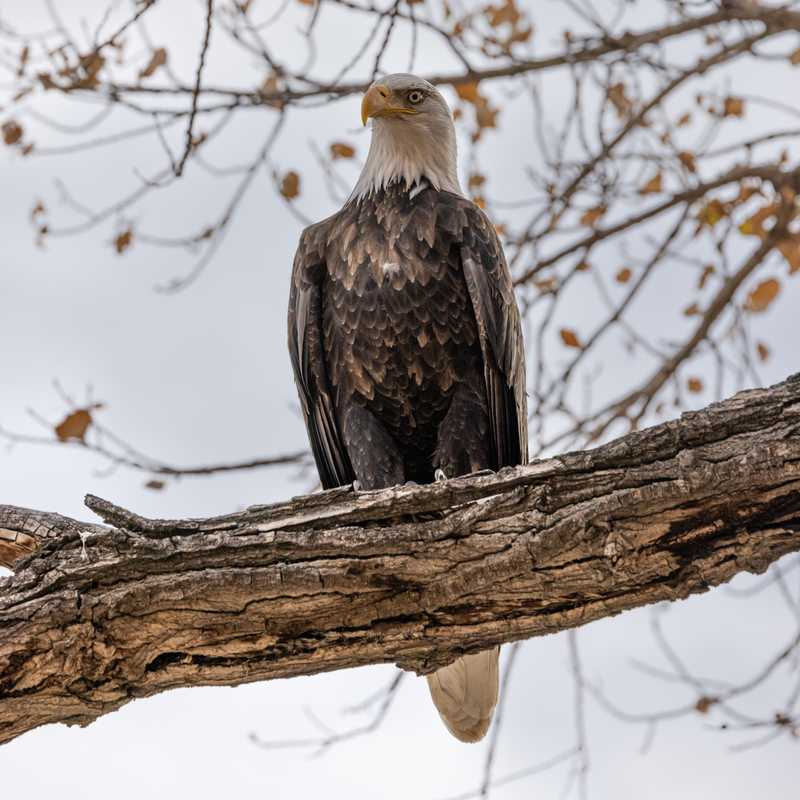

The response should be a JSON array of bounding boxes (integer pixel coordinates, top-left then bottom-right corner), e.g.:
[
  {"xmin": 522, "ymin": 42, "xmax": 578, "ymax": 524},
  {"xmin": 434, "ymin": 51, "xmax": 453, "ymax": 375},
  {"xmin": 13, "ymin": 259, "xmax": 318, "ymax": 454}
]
[
  {"xmin": 288, "ymin": 222, "xmax": 355, "ymax": 489},
  {"xmin": 459, "ymin": 202, "xmax": 528, "ymax": 467}
]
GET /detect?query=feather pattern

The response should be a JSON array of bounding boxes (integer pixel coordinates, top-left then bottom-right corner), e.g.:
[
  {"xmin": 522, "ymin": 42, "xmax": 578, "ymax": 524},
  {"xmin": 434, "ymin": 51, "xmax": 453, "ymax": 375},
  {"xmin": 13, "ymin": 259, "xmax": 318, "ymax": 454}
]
[{"xmin": 288, "ymin": 183, "xmax": 526, "ymax": 486}]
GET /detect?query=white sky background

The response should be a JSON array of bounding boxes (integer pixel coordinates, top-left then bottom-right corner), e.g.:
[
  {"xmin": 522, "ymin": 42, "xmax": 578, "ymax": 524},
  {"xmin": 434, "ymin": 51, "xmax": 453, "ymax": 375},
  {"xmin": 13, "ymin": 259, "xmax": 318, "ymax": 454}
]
[{"xmin": 1, "ymin": 1, "xmax": 799, "ymax": 797}]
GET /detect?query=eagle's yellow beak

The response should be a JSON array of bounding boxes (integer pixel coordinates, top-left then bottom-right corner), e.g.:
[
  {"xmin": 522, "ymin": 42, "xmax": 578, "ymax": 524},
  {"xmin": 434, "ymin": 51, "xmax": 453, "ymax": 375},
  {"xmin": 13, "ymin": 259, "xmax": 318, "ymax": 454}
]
[{"xmin": 361, "ymin": 84, "xmax": 418, "ymax": 125}]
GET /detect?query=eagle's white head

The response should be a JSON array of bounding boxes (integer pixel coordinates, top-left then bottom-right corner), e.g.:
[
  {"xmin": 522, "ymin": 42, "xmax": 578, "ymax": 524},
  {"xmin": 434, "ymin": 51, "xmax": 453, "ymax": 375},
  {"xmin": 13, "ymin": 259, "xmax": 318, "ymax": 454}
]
[{"xmin": 351, "ymin": 73, "xmax": 462, "ymax": 201}]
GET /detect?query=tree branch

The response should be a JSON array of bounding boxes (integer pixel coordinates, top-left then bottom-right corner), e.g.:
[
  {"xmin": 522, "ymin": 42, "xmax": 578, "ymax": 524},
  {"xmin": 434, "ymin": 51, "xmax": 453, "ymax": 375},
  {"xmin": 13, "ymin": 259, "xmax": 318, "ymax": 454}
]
[
  {"xmin": 2, "ymin": 375, "xmax": 800, "ymax": 746},
  {"xmin": 85, "ymin": 6, "xmax": 800, "ymax": 106}
]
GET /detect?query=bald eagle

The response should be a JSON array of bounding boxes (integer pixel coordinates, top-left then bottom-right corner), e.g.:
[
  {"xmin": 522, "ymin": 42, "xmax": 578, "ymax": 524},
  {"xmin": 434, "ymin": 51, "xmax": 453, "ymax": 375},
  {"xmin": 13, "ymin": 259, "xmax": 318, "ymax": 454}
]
[{"xmin": 288, "ymin": 74, "xmax": 527, "ymax": 743}]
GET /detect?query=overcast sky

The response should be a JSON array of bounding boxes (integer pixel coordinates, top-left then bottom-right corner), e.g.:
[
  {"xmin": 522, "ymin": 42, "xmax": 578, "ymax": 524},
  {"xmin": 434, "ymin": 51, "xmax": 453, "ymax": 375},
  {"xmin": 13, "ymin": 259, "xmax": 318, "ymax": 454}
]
[{"xmin": 2, "ymin": 1, "xmax": 799, "ymax": 798}]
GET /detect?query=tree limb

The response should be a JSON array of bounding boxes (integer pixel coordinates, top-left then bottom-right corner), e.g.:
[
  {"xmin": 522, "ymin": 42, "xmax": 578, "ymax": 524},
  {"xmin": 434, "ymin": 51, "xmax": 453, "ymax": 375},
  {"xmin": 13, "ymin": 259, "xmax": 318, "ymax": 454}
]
[{"xmin": 2, "ymin": 375, "xmax": 800, "ymax": 746}]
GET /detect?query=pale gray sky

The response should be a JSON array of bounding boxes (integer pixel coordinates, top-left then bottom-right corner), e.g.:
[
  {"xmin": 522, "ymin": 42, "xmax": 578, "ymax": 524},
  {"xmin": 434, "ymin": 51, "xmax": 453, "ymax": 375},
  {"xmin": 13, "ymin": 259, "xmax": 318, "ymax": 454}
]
[{"xmin": 2, "ymin": 1, "xmax": 799, "ymax": 798}]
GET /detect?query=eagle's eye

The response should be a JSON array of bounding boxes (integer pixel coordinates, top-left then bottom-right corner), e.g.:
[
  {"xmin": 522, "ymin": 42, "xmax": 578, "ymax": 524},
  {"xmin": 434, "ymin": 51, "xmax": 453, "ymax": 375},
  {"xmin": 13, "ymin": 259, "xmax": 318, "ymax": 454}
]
[{"xmin": 407, "ymin": 90, "xmax": 424, "ymax": 105}]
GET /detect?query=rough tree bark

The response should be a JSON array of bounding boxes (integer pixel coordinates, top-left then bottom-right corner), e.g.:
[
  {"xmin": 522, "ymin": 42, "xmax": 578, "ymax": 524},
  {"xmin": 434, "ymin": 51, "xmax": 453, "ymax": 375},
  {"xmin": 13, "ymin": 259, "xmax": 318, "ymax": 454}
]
[{"xmin": 1, "ymin": 374, "xmax": 799, "ymax": 746}]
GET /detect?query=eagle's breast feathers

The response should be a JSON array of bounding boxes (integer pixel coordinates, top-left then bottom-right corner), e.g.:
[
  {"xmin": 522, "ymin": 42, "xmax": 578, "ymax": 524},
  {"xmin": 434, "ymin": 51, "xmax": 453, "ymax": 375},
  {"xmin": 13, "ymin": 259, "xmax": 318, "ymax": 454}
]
[{"xmin": 288, "ymin": 182, "xmax": 527, "ymax": 489}]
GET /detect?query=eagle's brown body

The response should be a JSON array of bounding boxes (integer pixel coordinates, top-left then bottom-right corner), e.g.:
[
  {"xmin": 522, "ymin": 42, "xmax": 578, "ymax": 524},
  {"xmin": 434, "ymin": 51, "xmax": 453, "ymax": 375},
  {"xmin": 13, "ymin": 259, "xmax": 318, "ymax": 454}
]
[{"xmin": 288, "ymin": 182, "xmax": 527, "ymax": 493}]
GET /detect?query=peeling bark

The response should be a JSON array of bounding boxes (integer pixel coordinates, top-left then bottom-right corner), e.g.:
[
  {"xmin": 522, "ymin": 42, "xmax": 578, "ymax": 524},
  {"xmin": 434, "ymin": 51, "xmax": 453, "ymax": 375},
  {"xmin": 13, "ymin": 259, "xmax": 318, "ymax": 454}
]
[{"xmin": 1, "ymin": 375, "xmax": 800, "ymax": 746}]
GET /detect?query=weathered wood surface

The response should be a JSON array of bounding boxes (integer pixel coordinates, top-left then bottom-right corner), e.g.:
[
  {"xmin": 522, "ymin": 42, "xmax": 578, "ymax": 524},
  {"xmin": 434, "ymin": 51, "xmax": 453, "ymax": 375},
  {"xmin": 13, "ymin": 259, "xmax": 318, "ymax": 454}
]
[{"xmin": 1, "ymin": 374, "xmax": 799, "ymax": 745}]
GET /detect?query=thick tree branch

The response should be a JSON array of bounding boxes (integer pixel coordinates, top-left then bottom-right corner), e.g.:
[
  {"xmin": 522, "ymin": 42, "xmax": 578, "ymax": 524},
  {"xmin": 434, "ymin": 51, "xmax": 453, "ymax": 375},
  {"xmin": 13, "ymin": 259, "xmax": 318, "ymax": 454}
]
[{"xmin": 2, "ymin": 375, "xmax": 800, "ymax": 746}]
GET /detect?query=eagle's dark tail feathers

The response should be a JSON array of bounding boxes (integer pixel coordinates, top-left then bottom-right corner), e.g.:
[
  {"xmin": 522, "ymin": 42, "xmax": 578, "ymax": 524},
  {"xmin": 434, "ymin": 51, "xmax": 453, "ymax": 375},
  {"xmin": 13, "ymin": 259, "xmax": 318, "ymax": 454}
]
[{"xmin": 426, "ymin": 647, "xmax": 500, "ymax": 743}]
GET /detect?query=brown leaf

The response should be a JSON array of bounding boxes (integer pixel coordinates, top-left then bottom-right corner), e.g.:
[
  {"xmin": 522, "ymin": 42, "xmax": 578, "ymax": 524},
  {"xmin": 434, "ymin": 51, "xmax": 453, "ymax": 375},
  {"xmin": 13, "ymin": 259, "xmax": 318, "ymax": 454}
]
[
  {"xmin": 676, "ymin": 112, "xmax": 692, "ymax": 127},
  {"xmin": 698, "ymin": 264, "xmax": 715, "ymax": 289},
  {"xmin": 683, "ymin": 302, "xmax": 701, "ymax": 317},
  {"xmin": 678, "ymin": 151, "xmax": 697, "ymax": 173},
  {"xmin": 789, "ymin": 47, "xmax": 800, "ymax": 66},
  {"xmin": 696, "ymin": 198, "xmax": 727, "ymax": 229},
  {"xmin": 280, "ymin": 170, "xmax": 300, "ymax": 200},
  {"xmin": 695, "ymin": 696, "xmax": 717, "ymax": 714},
  {"xmin": 330, "ymin": 142, "xmax": 355, "ymax": 160},
  {"xmin": 2, "ymin": 119, "xmax": 23, "ymax": 146},
  {"xmin": 687, "ymin": 377, "xmax": 703, "ymax": 394},
  {"xmin": 607, "ymin": 83, "xmax": 632, "ymax": 119},
  {"xmin": 615, "ymin": 267, "xmax": 632, "ymax": 284},
  {"xmin": 777, "ymin": 236, "xmax": 800, "ymax": 274},
  {"xmin": 756, "ymin": 341, "xmax": 770, "ymax": 362},
  {"xmin": 739, "ymin": 203, "xmax": 778, "ymax": 237},
  {"xmin": 533, "ymin": 276, "xmax": 558, "ymax": 293},
  {"xmin": 191, "ymin": 131, "xmax": 207, "ymax": 150},
  {"xmin": 468, "ymin": 173, "xmax": 486, "ymax": 191},
  {"xmin": 76, "ymin": 52, "xmax": 105, "ymax": 88},
  {"xmin": 639, "ymin": 173, "xmax": 662, "ymax": 195},
  {"xmin": 722, "ymin": 96, "xmax": 745, "ymax": 118},
  {"xmin": 506, "ymin": 25, "xmax": 533, "ymax": 45},
  {"xmin": 55, "ymin": 409, "xmax": 93, "ymax": 442},
  {"xmin": 455, "ymin": 82, "xmax": 481, "ymax": 104},
  {"xmin": 744, "ymin": 278, "xmax": 780, "ymax": 313},
  {"xmin": 17, "ymin": 45, "xmax": 29, "ymax": 77},
  {"xmin": 475, "ymin": 100, "xmax": 498, "ymax": 131},
  {"xmin": 258, "ymin": 74, "xmax": 286, "ymax": 109},
  {"xmin": 486, "ymin": 0, "xmax": 521, "ymax": 27},
  {"xmin": 559, "ymin": 328, "xmax": 581, "ymax": 348},
  {"xmin": 114, "ymin": 229, "xmax": 133, "ymax": 254},
  {"xmin": 139, "ymin": 47, "xmax": 167, "ymax": 79},
  {"xmin": 579, "ymin": 206, "xmax": 606, "ymax": 228},
  {"xmin": 81, "ymin": 52, "xmax": 105, "ymax": 77},
  {"xmin": 145, "ymin": 479, "xmax": 166, "ymax": 491}
]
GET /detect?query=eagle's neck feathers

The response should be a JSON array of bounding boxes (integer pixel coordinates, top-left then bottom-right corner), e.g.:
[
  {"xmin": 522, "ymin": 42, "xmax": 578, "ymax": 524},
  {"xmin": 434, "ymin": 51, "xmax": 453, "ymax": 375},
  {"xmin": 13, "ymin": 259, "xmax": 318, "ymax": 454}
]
[{"xmin": 350, "ymin": 116, "xmax": 462, "ymax": 202}]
